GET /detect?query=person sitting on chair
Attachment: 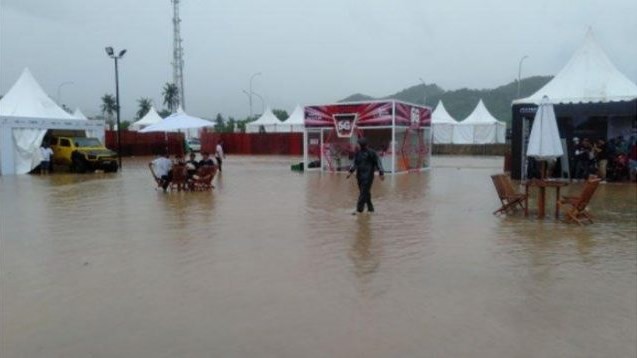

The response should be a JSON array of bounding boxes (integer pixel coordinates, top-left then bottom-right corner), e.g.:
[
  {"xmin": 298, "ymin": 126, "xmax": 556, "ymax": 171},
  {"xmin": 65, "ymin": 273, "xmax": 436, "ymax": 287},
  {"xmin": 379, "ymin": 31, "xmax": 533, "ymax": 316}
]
[
  {"xmin": 186, "ymin": 152, "xmax": 199, "ymax": 179},
  {"xmin": 198, "ymin": 151, "xmax": 216, "ymax": 168},
  {"xmin": 149, "ymin": 152, "xmax": 173, "ymax": 192}
]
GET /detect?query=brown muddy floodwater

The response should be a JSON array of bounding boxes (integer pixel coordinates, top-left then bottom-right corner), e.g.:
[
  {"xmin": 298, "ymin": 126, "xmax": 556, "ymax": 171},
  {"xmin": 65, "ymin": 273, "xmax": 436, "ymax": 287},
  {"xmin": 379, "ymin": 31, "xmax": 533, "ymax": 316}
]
[{"xmin": 1, "ymin": 156, "xmax": 636, "ymax": 358}]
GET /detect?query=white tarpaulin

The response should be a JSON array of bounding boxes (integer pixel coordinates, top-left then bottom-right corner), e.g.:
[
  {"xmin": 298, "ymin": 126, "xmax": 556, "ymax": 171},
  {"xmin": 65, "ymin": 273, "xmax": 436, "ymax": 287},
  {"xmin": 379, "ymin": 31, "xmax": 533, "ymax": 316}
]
[
  {"xmin": 527, "ymin": 97, "xmax": 563, "ymax": 161},
  {"xmin": 278, "ymin": 105, "xmax": 305, "ymax": 132},
  {"xmin": 139, "ymin": 111, "xmax": 213, "ymax": 132},
  {"xmin": 453, "ymin": 99, "xmax": 506, "ymax": 144},
  {"xmin": 246, "ymin": 107, "xmax": 282, "ymax": 133},
  {"xmin": 431, "ymin": 100, "xmax": 457, "ymax": 144},
  {"xmin": 0, "ymin": 68, "xmax": 77, "ymax": 174},
  {"xmin": 129, "ymin": 106, "xmax": 163, "ymax": 131}
]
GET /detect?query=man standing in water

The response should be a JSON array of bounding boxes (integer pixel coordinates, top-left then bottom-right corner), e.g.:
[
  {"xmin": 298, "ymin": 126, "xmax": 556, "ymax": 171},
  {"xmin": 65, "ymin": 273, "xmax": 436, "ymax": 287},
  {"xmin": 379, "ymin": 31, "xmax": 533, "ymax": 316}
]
[
  {"xmin": 347, "ymin": 137, "xmax": 384, "ymax": 214},
  {"xmin": 215, "ymin": 140, "xmax": 225, "ymax": 172}
]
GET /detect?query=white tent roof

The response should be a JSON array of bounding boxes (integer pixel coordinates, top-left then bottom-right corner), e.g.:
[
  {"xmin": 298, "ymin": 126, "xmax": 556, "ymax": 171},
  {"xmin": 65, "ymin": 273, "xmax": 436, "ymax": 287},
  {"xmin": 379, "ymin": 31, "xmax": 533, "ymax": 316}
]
[
  {"xmin": 431, "ymin": 101, "xmax": 457, "ymax": 124},
  {"xmin": 0, "ymin": 69, "xmax": 104, "ymax": 176},
  {"xmin": 139, "ymin": 111, "xmax": 212, "ymax": 132},
  {"xmin": 72, "ymin": 107, "xmax": 88, "ymax": 120},
  {"xmin": 283, "ymin": 105, "xmax": 304, "ymax": 125},
  {"xmin": 130, "ymin": 106, "xmax": 163, "ymax": 130},
  {"xmin": 249, "ymin": 107, "xmax": 282, "ymax": 125},
  {"xmin": 514, "ymin": 30, "xmax": 637, "ymax": 105},
  {"xmin": 277, "ymin": 105, "xmax": 305, "ymax": 132},
  {"xmin": 460, "ymin": 100, "xmax": 504, "ymax": 125},
  {"xmin": 0, "ymin": 68, "xmax": 73, "ymax": 119},
  {"xmin": 246, "ymin": 107, "xmax": 283, "ymax": 133}
]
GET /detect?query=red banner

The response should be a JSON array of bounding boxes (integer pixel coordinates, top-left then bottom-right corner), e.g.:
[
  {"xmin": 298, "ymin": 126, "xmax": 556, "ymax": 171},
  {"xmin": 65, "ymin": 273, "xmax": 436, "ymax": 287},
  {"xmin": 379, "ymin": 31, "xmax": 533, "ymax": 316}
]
[
  {"xmin": 394, "ymin": 102, "xmax": 432, "ymax": 127},
  {"xmin": 304, "ymin": 101, "xmax": 431, "ymax": 134}
]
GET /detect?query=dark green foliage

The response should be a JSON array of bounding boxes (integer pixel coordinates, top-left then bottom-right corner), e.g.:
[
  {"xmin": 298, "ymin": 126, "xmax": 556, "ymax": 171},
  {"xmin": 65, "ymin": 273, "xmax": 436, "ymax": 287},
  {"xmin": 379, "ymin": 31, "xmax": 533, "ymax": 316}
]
[
  {"xmin": 162, "ymin": 83, "xmax": 179, "ymax": 113},
  {"xmin": 272, "ymin": 109, "xmax": 289, "ymax": 121},
  {"xmin": 214, "ymin": 113, "xmax": 225, "ymax": 132},
  {"xmin": 136, "ymin": 97, "xmax": 153, "ymax": 119},
  {"xmin": 339, "ymin": 76, "xmax": 552, "ymax": 125},
  {"xmin": 236, "ymin": 115, "xmax": 258, "ymax": 133},
  {"xmin": 340, "ymin": 93, "xmax": 376, "ymax": 102}
]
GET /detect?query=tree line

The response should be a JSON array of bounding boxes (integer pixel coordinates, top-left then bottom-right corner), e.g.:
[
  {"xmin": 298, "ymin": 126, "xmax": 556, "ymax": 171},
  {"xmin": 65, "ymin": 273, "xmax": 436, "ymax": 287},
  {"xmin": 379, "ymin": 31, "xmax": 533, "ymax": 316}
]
[{"xmin": 100, "ymin": 82, "xmax": 289, "ymax": 132}]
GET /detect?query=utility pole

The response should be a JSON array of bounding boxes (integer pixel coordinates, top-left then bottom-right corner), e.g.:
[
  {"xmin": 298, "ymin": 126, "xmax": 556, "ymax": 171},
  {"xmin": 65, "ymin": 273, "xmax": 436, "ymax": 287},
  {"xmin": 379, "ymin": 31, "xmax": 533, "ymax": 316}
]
[{"xmin": 172, "ymin": 0, "xmax": 185, "ymax": 110}]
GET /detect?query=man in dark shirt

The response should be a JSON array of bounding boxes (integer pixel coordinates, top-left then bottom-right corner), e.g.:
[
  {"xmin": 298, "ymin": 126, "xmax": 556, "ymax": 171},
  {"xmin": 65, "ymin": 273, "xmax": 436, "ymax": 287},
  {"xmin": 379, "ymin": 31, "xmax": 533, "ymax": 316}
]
[
  {"xmin": 186, "ymin": 152, "xmax": 199, "ymax": 179},
  {"xmin": 198, "ymin": 152, "xmax": 216, "ymax": 168},
  {"xmin": 347, "ymin": 137, "xmax": 384, "ymax": 213}
]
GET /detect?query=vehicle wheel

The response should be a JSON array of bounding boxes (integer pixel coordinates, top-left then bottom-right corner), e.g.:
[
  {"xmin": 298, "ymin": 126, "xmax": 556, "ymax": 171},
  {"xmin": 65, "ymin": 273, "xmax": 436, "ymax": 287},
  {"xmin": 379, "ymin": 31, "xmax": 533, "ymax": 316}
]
[
  {"xmin": 105, "ymin": 162, "xmax": 118, "ymax": 173},
  {"xmin": 73, "ymin": 158, "xmax": 87, "ymax": 173}
]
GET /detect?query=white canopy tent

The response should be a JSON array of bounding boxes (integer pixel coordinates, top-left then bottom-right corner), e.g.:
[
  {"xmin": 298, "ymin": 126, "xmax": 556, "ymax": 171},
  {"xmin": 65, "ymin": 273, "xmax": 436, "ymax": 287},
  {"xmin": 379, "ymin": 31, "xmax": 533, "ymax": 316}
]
[
  {"xmin": 139, "ymin": 111, "xmax": 213, "ymax": 133},
  {"xmin": 72, "ymin": 108, "xmax": 88, "ymax": 120},
  {"xmin": 431, "ymin": 100, "xmax": 458, "ymax": 144},
  {"xmin": 0, "ymin": 69, "xmax": 104, "ymax": 175},
  {"xmin": 278, "ymin": 105, "xmax": 305, "ymax": 133},
  {"xmin": 452, "ymin": 99, "xmax": 506, "ymax": 144},
  {"xmin": 174, "ymin": 106, "xmax": 201, "ymax": 139},
  {"xmin": 246, "ymin": 107, "xmax": 283, "ymax": 133},
  {"xmin": 129, "ymin": 106, "xmax": 163, "ymax": 131},
  {"xmin": 510, "ymin": 29, "xmax": 637, "ymax": 180},
  {"xmin": 72, "ymin": 107, "xmax": 104, "ymax": 143},
  {"xmin": 513, "ymin": 30, "xmax": 637, "ymax": 105}
]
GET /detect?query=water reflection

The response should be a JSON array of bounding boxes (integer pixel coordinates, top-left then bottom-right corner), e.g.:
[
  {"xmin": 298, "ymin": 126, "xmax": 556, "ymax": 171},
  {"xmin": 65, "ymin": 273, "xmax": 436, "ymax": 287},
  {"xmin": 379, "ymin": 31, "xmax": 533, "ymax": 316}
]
[{"xmin": 349, "ymin": 215, "xmax": 380, "ymax": 280}]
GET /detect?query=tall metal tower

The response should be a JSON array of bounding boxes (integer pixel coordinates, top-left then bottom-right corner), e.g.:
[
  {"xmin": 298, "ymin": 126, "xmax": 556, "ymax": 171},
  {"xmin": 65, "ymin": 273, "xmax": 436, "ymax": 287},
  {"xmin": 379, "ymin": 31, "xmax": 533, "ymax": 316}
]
[{"xmin": 172, "ymin": 0, "xmax": 185, "ymax": 110}]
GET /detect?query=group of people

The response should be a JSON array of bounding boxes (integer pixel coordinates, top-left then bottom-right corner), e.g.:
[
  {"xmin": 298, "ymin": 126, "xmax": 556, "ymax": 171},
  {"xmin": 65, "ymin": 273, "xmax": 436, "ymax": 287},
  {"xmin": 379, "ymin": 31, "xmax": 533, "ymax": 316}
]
[
  {"xmin": 149, "ymin": 140, "xmax": 225, "ymax": 192},
  {"xmin": 572, "ymin": 135, "xmax": 637, "ymax": 181}
]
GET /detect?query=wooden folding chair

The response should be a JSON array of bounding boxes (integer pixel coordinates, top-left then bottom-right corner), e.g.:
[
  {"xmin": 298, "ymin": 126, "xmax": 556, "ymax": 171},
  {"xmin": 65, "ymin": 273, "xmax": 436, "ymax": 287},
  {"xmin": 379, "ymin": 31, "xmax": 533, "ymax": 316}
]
[
  {"xmin": 558, "ymin": 176, "xmax": 601, "ymax": 225},
  {"xmin": 191, "ymin": 165, "xmax": 217, "ymax": 191},
  {"xmin": 170, "ymin": 164, "xmax": 188, "ymax": 191},
  {"xmin": 491, "ymin": 174, "xmax": 527, "ymax": 215}
]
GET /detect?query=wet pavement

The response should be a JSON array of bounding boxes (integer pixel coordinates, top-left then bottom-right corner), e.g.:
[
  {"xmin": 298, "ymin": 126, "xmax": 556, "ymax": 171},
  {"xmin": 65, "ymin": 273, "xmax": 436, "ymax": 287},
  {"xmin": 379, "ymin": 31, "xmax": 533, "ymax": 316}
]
[{"xmin": 1, "ymin": 155, "xmax": 636, "ymax": 358}]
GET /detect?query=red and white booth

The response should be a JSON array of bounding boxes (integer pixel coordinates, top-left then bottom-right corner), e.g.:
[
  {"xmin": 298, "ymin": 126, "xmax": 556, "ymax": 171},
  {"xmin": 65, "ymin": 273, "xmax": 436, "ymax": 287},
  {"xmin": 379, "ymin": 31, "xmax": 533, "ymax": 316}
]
[{"xmin": 303, "ymin": 100, "xmax": 432, "ymax": 174}]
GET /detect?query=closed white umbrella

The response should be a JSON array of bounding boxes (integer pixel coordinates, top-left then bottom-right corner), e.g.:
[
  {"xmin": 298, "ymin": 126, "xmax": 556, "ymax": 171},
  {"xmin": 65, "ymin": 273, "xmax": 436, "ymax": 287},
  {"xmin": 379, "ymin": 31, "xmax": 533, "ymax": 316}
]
[{"xmin": 527, "ymin": 96, "xmax": 563, "ymax": 177}]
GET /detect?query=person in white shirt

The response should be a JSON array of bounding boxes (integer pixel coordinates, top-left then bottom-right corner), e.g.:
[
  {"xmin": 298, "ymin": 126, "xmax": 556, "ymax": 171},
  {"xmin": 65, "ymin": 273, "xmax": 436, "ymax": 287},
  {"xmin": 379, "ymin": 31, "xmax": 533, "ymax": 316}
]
[
  {"xmin": 215, "ymin": 140, "xmax": 226, "ymax": 172},
  {"xmin": 149, "ymin": 152, "xmax": 173, "ymax": 191},
  {"xmin": 39, "ymin": 143, "xmax": 54, "ymax": 174}
]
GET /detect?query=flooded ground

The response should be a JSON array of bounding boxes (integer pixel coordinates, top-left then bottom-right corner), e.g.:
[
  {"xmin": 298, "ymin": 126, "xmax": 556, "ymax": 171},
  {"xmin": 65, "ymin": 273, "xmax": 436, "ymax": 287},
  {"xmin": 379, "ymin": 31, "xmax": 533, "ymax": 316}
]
[{"xmin": 1, "ymin": 155, "xmax": 636, "ymax": 358}]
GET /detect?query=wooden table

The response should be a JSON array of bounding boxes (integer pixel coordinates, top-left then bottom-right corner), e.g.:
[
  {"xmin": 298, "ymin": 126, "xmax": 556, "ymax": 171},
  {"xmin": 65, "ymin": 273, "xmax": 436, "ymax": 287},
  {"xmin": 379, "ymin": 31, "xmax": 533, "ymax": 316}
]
[{"xmin": 524, "ymin": 179, "xmax": 569, "ymax": 219}]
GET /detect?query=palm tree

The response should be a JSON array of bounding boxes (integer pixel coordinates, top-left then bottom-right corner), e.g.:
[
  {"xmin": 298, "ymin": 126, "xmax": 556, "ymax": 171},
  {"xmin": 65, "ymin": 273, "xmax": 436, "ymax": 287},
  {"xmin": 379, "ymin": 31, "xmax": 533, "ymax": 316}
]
[
  {"xmin": 162, "ymin": 83, "xmax": 179, "ymax": 113},
  {"xmin": 136, "ymin": 97, "xmax": 153, "ymax": 119},
  {"xmin": 101, "ymin": 94, "xmax": 117, "ymax": 129}
]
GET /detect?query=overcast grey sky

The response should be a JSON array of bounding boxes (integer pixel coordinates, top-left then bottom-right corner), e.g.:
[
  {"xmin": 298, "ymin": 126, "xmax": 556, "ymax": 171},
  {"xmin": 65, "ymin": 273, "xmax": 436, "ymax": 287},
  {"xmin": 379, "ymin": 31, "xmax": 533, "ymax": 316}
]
[{"xmin": 1, "ymin": 0, "xmax": 636, "ymax": 120}]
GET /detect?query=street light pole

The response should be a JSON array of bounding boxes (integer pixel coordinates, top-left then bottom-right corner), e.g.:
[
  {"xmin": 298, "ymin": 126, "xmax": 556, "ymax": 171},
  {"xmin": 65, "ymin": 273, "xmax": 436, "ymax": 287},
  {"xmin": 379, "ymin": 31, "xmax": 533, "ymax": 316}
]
[
  {"xmin": 56, "ymin": 81, "xmax": 74, "ymax": 107},
  {"xmin": 105, "ymin": 46, "xmax": 127, "ymax": 170},
  {"xmin": 252, "ymin": 91, "xmax": 265, "ymax": 115},
  {"xmin": 242, "ymin": 89, "xmax": 265, "ymax": 116},
  {"xmin": 249, "ymin": 72, "xmax": 262, "ymax": 118},
  {"xmin": 419, "ymin": 77, "xmax": 427, "ymax": 105},
  {"xmin": 517, "ymin": 55, "xmax": 529, "ymax": 98}
]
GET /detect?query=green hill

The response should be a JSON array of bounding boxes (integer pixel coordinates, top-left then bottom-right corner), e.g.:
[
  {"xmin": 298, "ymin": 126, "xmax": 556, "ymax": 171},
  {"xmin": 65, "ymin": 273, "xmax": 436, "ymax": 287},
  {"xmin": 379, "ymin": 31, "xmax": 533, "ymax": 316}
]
[{"xmin": 340, "ymin": 76, "xmax": 552, "ymax": 125}]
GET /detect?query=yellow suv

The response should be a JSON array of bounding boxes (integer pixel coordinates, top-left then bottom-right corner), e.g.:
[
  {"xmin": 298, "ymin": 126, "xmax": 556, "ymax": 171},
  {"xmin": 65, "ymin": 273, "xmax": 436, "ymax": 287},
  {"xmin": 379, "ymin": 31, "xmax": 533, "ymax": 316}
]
[{"xmin": 51, "ymin": 136, "xmax": 118, "ymax": 173}]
